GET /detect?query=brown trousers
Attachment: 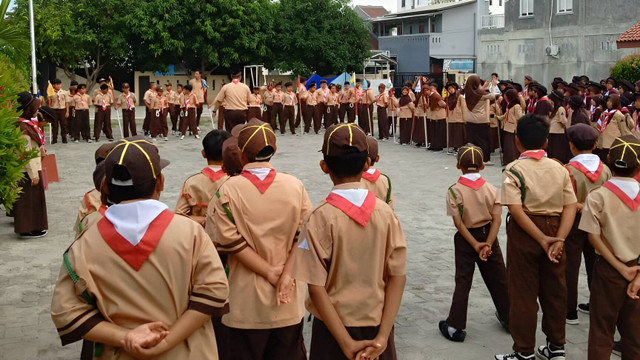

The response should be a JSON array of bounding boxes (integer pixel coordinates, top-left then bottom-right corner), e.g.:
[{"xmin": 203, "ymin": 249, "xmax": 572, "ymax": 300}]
[
  {"xmin": 168, "ymin": 104, "xmax": 179, "ymax": 131},
  {"xmin": 94, "ymin": 108, "xmax": 113, "ymax": 141},
  {"xmin": 262, "ymin": 105, "xmax": 272, "ymax": 125},
  {"xmin": 212, "ymin": 316, "xmax": 231, "ymax": 360},
  {"xmin": 196, "ymin": 105, "xmax": 203, "ymax": 126},
  {"xmin": 377, "ymin": 107, "xmax": 389, "ymax": 140},
  {"xmin": 589, "ymin": 257, "xmax": 640, "ymax": 360},
  {"xmin": 247, "ymin": 106, "xmax": 262, "ymax": 121},
  {"xmin": 346, "ymin": 103, "xmax": 356, "ymax": 123},
  {"xmin": 507, "ymin": 215, "xmax": 566, "ymax": 355},
  {"xmin": 143, "ymin": 107, "xmax": 151, "ymax": 131},
  {"xmin": 565, "ymin": 213, "xmax": 596, "ymax": 314},
  {"xmin": 228, "ymin": 320, "xmax": 306, "ymax": 360},
  {"xmin": 399, "ymin": 118, "xmax": 412, "ymax": 144},
  {"xmin": 310, "ymin": 318, "xmax": 396, "ymax": 360},
  {"xmin": 271, "ymin": 102, "xmax": 283, "ymax": 130},
  {"xmin": 447, "ymin": 224, "xmax": 509, "ymax": 330},
  {"xmin": 339, "ymin": 103, "xmax": 349, "ymax": 123},
  {"xmin": 218, "ymin": 106, "xmax": 225, "ymax": 130},
  {"xmin": 75, "ymin": 109, "xmax": 90, "ymax": 140},
  {"xmin": 317, "ymin": 103, "xmax": 328, "ymax": 129},
  {"xmin": 150, "ymin": 109, "xmax": 168, "ymax": 138},
  {"xmin": 122, "ymin": 109, "xmax": 136, "ymax": 137},
  {"xmin": 180, "ymin": 108, "xmax": 198, "ymax": 135},
  {"xmin": 357, "ymin": 104, "xmax": 371, "ymax": 135},
  {"xmin": 304, "ymin": 105, "xmax": 320, "ymax": 134},
  {"xmin": 52, "ymin": 109, "xmax": 68, "ymax": 143},
  {"xmin": 282, "ymin": 105, "xmax": 296, "ymax": 134},
  {"xmin": 224, "ymin": 109, "xmax": 248, "ymax": 132}
]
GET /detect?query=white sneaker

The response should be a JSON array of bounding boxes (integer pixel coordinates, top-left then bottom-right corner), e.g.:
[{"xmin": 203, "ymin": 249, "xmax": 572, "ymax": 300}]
[
  {"xmin": 195, "ymin": 135, "xmax": 200, "ymax": 139},
  {"xmin": 152, "ymin": 138, "xmax": 157, "ymax": 143},
  {"xmin": 164, "ymin": 137, "xmax": 168, "ymax": 141},
  {"xmin": 180, "ymin": 135, "xmax": 185, "ymax": 140},
  {"xmin": 197, "ymin": 126, "xmax": 200, "ymax": 131},
  {"xmin": 87, "ymin": 139, "xmax": 93, "ymax": 143},
  {"xmin": 494, "ymin": 353, "xmax": 534, "ymax": 360},
  {"xmin": 535, "ymin": 343, "xmax": 565, "ymax": 360}
]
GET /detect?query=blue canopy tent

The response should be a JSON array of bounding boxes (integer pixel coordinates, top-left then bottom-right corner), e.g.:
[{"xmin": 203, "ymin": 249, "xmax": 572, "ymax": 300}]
[{"xmin": 305, "ymin": 74, "xmax": 335, "ymax": 88}]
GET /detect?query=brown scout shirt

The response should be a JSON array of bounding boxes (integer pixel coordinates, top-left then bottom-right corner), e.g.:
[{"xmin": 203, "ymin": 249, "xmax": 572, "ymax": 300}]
[
  {"xmin": 360, "ymin": 168, "xmax": 395, "ymax": 210},
  {"xmin": 93, "ymin": 92, "xmax": 113, "ymax": 109},
  {"xmin": 304, "ymin": 91, "xmax": 318, "ymax": 106},
  {"xmin": 51, "ymin": 89, "xmax": 69, "ymax": 110},
  {"xmin": 213, "ymin": 162, "xmax": 312, "ymax": 329},
  {"xmin": 502, "ymin": 151, "xmax": 577, "ymax": 215},
  {"xmin": 579, "ymin": 178, "xmax": 640, "ymax": 262},
  {"xmin": 74, "ymin": 188, "xmax": 102, "ymax": 235},
  {"xmin": 176, "ymin": 167, "xmax": 229, "ymax": 225},
  {"xmin": 143, "ymin": 89, "xmax": 156, "ymax": 108},
  {"xmin": 316, "ymin": 88, "xmax": 330, "ymax": 104},
  {"xmin": 446, "ymin": 174, "xmax": 501, "ymax": 229},
  {"xmin": 214, "ymin": 81, "xmax": 251, "ymax": 111},
  {"xmin": 498, "ymin": 104, "xmax": 524, "ymax": 133},
  {"xmin": 73, "ymin": 94, "xmax": 91, "ymax": 110},
  {"xmin": 292, "ymin": 182, "xmax": 407, "ymax": 327},
  {"xmin": 549, "ymin": 107, "xmax": 568, "ymax": 134},
  {"xmin": 117, "ymin": 92, "xmax": 138, "ymax": 110},
  {"xmin": 51, "ymin": 208, "xmax": 229, "ymax": 359},
  {"xmin": 189, "ymin": 78, "xmax": 205, "ymax": 103},
  {"xmin": 446, "ymin": 96, "xmax": 465, "ymax": 124},
  {"xmin": 565, "ymin": 155, "xmax": 612, "ymax": 204},
  {"xmin": 283, "ymin": 91, "xmax": 297, "ymax": 106}
]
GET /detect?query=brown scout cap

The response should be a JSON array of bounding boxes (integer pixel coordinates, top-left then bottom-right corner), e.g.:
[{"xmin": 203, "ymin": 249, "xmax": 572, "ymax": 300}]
[
  {"xmin": 366, "ymin": 136, "xmax": 378, "ymax": 161},
  {"xmin": 322, "ymin": 123, "xmax": 368, "ymax": 157},
  {"xmin": 222, "ymin": 137, "xmax": 243, "ymax": 176},
  {"xmin": 566, "ymin": 124, "xmax": 598, "ymax": 145},
  {"xmin": 232, "ymin": 119, "xmax": 277, "ymax": 161},
  {"xmin": 609, "ymin": 136, "xmax": 640, "ymax": 170},
  {"xmin": 457, "ymin": 143, "xmax": 484, "ymax": 170},
  {"xmin": 104, "ymin": 138, "xmax": 170, "ymax": 186},
  {"xmin": 95, "ymin": 143, "xmax": 118, "ymax": 163}
]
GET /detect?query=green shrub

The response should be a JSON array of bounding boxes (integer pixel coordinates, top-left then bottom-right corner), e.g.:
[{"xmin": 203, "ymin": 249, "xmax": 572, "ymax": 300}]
[
  {"xmin": 0, "ymin": 53, "xmax": 37, "ymax": 211},
  {"xmin": 610, "ymin": 53, "xmax": 640, "ymax": 84}
]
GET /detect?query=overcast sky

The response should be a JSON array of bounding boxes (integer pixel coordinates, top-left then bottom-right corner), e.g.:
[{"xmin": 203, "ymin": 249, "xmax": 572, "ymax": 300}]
[{"xmin": 351, "ymin": 0, "xmax": 397, "ymax": 12}]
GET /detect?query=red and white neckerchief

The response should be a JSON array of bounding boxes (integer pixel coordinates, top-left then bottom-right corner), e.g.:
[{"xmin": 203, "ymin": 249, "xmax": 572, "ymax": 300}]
[
  {"xmin": 255, "ymin": 95, "xmax": 262, "ymax": 106},
  {"xmin": 321, "ymin": 89, "xmax": 328, "ymax": 103},
  {"xmin": 202, "ymin": 166, "xmax": 226, "ymax": 183},
  {"xmin": 521, "ymin": 86, "xmax": 528, "ymax": 99},
  {"xmin": 101, "ymin": 98, "xmax": 107, "ymax": 111},
  {"xmin": 527, "ymin": 98, "xmax": 535, "ymax": 113},
  {"xmin": 457, "ymin": 173, "xmax": 486, "ymax": 189},
  {"xmin": 21, "ymin": 117, "xmax": 45, "ymax": 145},
  {"xmin": 603, "ymin": 179, "xmax": 640, "ymax": 211},
  {"xmin": 356, "ymin": 88, "xmax": 363, "ymax": 103},
  {"xmin": 532, "ymin": 96, "xmax": 548, "ymax": 113},
  {"xmin": 78, "ymin": 94, "xmax": 86, "ymax": 108},
  {"xmin": 125, "ymin": 93, "xmax": 132, "ymax": 110},
  {"xmin": 288, "ymin": 93, "xmax": 295, "ymax": 105},
  {"xmin": 597, "ymin": 109, "xmax": 616, "ymax": 133},
  {"xmin": 361, "ymin": 168, "xmax": 381, "ymax": 182},
  {"xmin": 185, "ymin": 98, "xmax": 191, "ymax": 110},
  {"xmin": 376, "ymin": 93, "xmax": 386, "ymax": 106},
  {"xmin": 519, "ymin": 150, "xmax": 547, "ymax": 160},
  {"xmin": 326, "ymin": 188, "xmax": 377, "ymax": 226},
  {"xmin": 568, "ymin": 154, "xmax": 604, "ymax": 183},
  {"xmin": 232, "ymin": 79, "xmax": 240, "ymax": 84},
  {"xmin": 241, "ymin": 168, "xmax": 276, "ymax": 194},
  {"xmin": 55, "ymin": 90, "xmax": 61, "ymax": 105}
]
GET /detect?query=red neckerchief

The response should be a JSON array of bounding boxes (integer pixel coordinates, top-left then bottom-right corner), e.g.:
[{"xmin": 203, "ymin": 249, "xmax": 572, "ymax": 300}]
[
  {"xmin": 326, "ymin": 190, "xmax": 377, "ymax": 227},
  {"xmin": 55, "ymin": 90, "xmax": 61, "ymax": 104},
  {"xmin": 527, "ymin": 98, "xmax": 536, "ymax": 113},
  {"xmin": 457, "ymin": 176, "xmax": 486, "ymax": 189},
  {"xmin": 21, "ymin": 117, "xmax": 45, "ymax": 146},
  {"xmin": 361, "ymin": 169, "xmax": 381, "ymax": 183},
  {"xmin": 519, "ymin": 150, "xmax": 547, "ymax": 160},
  {"xmin": 597, "ymin": 109, "xmax": 616, "ymax": 133},
  {"xmin": 603, "ymin": 181, "xmax": 640, "ymax": 211},
  {"xmin": 98, "ymin": 210, "xmax": 174, "ymax": 271},
  {"xmin": 255, "ymin": 95, "xmax": 261, "ymax": 106},
  {"xmin": 568, "ymin": 160, "xmax": 604, "ymax": 183},
  {"xmin": 287, "ymin": 92, "xmax": 295, "ymax": 105},
  {"xmin": 202, "ymin": 167, "xmax": 226, "ymax": 183},
  {"xmin": 125, "ymin": 93, "xmax": 132, "ymax": 110},
  {"xmin": 533, "ymin": 96, "xmax": 548, "ymax": 112},
  {"xmin": 232, "ymin": 79, "xmax": 239, "ymax": 84},
  {"xmin": 185, "ymin": 98, "xmax": 191, "ymax": 110},
  {"xmin": 241, "ymin": 169, "xmax": 276, "ymax": 194}
]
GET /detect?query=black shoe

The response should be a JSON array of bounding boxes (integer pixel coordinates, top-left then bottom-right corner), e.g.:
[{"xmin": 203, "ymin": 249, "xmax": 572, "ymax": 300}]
[
  {"xmin": 566, "ymin": 311, "xmax": 579, "ymax": 325},
  {"xmin": 536, "ymin": 342, "xmax": 565, "ymax": 360},
  {"xmin": 612, "ymin": 340, "xmax": 622, "ymax": 357},
  {"xmin": 578, "ymin": 303, "xmax": 589, "ymax": 315},
  {"xmin": 495, "ymin": 311, "xmax": 510, "ymax": 332},
  {"xmin": 19, "ymin": 230, "xmax": 48, "ymax": 239},
  {"xmin": 438, "ymin": 320, "xmax": 466, "ymax": 342}
]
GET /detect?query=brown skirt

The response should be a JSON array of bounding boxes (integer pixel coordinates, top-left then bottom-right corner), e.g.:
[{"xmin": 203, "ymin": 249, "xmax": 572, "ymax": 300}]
[
  {"xmin": 448, "ymin": 123, "xmax": 466, "ymax": 149},
  {"xmin": 502, "ymin": 131, "xmax": 520, "ymax": 166},
  {"xmin": 490, "ymin": 126, "xmax": 500, "ymax": 152},
  {"xmin": 466, "ymin": 123, "xmax": 491, "ymax": 162},
  {"xmin": 13, "ymin": 171, "xmax": 48, "ymax": 234},
  {"xmin": 412, "ymin": 116, "xmax": 426, "ymax": 144},
  {"xmin": 430, "ymin": 119, "xmax": 447, "ymax": 150},
  {"xmin": 547, "ymin": 133, "xmax": 571, "ymax": 164}
]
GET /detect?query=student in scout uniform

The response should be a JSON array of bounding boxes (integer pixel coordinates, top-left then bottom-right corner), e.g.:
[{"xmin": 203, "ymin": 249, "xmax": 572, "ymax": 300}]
[
  {"xmin": 93, "ymin": 84, "xmax": 114, "ymax": 142},
  {"xmin": 67, "ymin": 81, "xmax": 79, "ymax": 142},
  {"xmin": 150, "ymin": 86, "xmax": 169, "ymax": 142},
  {"xmin": 317, "ymin": 80, "xmax": 330, "ymax": 129},
  {"xmin": 296, "ymin": 78, "xmax": 307, "ymax": 129},
  {"xmin": 180, "ymin": 84, "xmax": 200, "ymax": 140},
  {"xmin": 117, "ymin": 83, "xmax": 138, "ymax": 138},
  {"xmin": 281, "ymin": 82, "xmax": 297, "ymax": 135},
  {"xmin": 489, "ymin": 97, "xmax": 502, "ymax": 153},
  {"xmin": 366, "ymin": 82, "xmax": 376, "ymax": 134},
  {"xmin": 595, "ymin": 94, "xmax": 632, "ymax": 163},
  {"xmin": 428, "ymin": 84, "xmax": 447, "ymax": 151},
  {"xmin": 213, "ymin": 72, "xmax": 252, "ymax": 131},
  {"xmin": 143, "ymin": 82, "xmax": 157, "ymax": 136},
  {"xmin": 340, "ymin": 82, "xmax": 355, "ymax": 123},
  {"xmin": 292, "ymin": 123, "xmax": 406, "ymax": 360},
  {"xmin": 547, "ymin": 90, "xmax": 571, "ymax": 164},
  {"xmin": 497, "ymin": 89, "xmax": 525, "ymax": 165},
  {"xmin": 73, "ymin": 84, "xmax": 92, "ymax": 143},
  {"xmin": 440, "ymin": 144, "xmax": 509, "ymax": 343},
  {"xmin": 462, "ymin": 75, "xmax": 497, "ymax": 165},
  {"xmin": 387, "ymin": 88, "xmax": 399, "ymax": 138},
  {"xmin": 496, "ymin": 115, "xmax": 578, "ymax": 360},
  {"xmin": 327, "ymin": 84, "xmax": 340, "ymax": 127},
  {"xmin": 354, "ymin": 79, "xmax": 371, "ymax": 135},
  {"xmin": 260, "ymin": 82, "xmax": 274, "ymax": 125},
  {"xmin": 375, "ymin": 84, "xmax": 390, "ymax": 141},
  {"xmin": 176, "ymin": 130, "xmax": 231, "ymax": 226},
  {"xmin": 165, "ymin": 83, "xmax": 179, "ymax": 135},
  {"xmin": 579, "ymin": 135, "xmax": 640, "ymax": 359},
  {"xmin": 92, "ymin": 78, "xmax": 107, "ymax": 98},
  {"xmin": 303, "ymin": 82, "xmax": 319, "ymax": 134},
  {"xmin": 270, "ymin": 82, "xmax": 284, "ymax": 132},
  {"xmin": 562, "ymin": 124, "xmax": 612, "ymax": 325},
  {"xmin": 51, "ymin": 138, "xmax": 230, "ymax": 359},
  {"xmin": 445, "ymin": 82, "xmax": 466, "ymax": 153},
  {"xmin": 177, "ymin": 84, "xmax": 185, "ymax": 136},
  {"xmin": 190, "ymin": 71, "xmax": 206, "ymax": 127},
  {"xmin": 413, "ymin": 86, "xmax": 428, "ymax": 148},
  {"xmin": 50, "ymin": 78, "xmax": 70, "ymax": 144},
  {"xmin": 398, "ymin": 87, "xmax": 415, "ymax": 145},
  {"xmin": 248, "ymin": 86, "xmax": 262, "ymax": 121},
  {"xmin": 361, "ymin": 137, "xmax": 394, "ymax": 209},
  {"xmin": 212, "ymin": 119, "xmax": 311, "ymax": 360}
]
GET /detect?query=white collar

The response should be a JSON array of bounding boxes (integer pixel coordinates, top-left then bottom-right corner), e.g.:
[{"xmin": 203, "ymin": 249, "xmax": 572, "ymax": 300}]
[
  {"xmin": 609, "ymin": 178, "xmax": 640, "ymax": 199},
  {"xmin": 365, "ymin": 168, "xmax": 377, "ymax": 175},
  {"xmin": 245, "ymin": 167, "xmax": 272, "ymax": 181},
  {"xmin": 331, "ymin": 188, "xmax": 369, "ymax": 207},
  {"xmin": 208, "ymin": 165, "xmax": 222, "ymax": 171},
  {"xmin": 570, "ymin": 154, "xmax": 601, "ymax": 173},
  {"xmin": 105, "ymin": 199, "xmax": 168, "ymax": 246},
  {"xmin": 461, "ymin": 173, "xmax": 482, "ymax": 181}
]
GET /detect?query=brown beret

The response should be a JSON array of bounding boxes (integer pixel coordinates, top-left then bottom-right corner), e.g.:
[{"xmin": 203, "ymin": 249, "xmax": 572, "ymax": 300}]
[
  {"xmin": 609, "ymin": 135, "xmax": 640, "ymax": 170},
  {"xmin": 232, "ymin": 119, "xmax": 277, "ymax": 161},
  {"xmin": 322, "ymin": 123, "xmax": 368, "ymax": 157},
  {"xmin": 104, "ymin": 139, "xmax": 169, "ymax": 186},
  {"xmin": 566, "ymin": 123, "xmax": 598, "ymax": 145},
  {"xmin": 222, "ymin": 137, "xmax": 243, "ymax": 176},
  {"xmin": 457, "ymin": 144, "xmax": 484, "ymax": 170},
  {"xmin": 366, "ymin": 136, "xmax": 378, "ymax": 161}
]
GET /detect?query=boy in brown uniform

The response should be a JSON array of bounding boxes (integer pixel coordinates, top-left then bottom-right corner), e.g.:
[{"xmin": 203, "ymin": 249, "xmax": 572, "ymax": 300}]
[
  {"xmin": 282, "ymin": 82, "xmax": 297, "ymax": 135},
  {"xmin": 73, "ymin": 84, "xmax": 92, "ymax": 143},
  {"xmin": 165, "ymin": 83, "xmax": 179, "ymax": 135},
  {"xmin": 496, "ymin": 114, "xmax": 577, "ymax": 360},
  {"xmin": 563, "ymin": 124, "xmax": 612, "ymax": 324},
  {"xmin": 440, "ymin": 144, "xmax": 509, "ymax": 342},
  {"xmin": 181, "ymin": 84, "xmax": 200, "ymax": 140},
  {"xmin": 340, "ymin": 82, "xmax": 355, "ymax": 123},
  {"xmin": 51, "ymin": 138, "xmax": 230, "ymax": 359},
  {"xmin": 303, "ymin": 82, "xmax": 319, "ymax": 134},
  {"xmin": 579, "ymin": 135, "xmax": 640, "ymax": 359},
  {"xmin": 270, "ymin": 82, "xmax": 284, "ymax": 132},
  {"xmin": 212, "ymin": 119, "xmax": 311, "ymax": 360},
  {"xmin": 150, "ymin": 86, "xmax": 169, "ymax": 142},
  {"xmin": 213, "ymin": 72, "xmax": 251, "ymax": 131},
  {"xmin": 143, "ymin": 82, "xmax": 157, "ymax": 135},
  {"xmin": 117, "ymin": 83, "xmax": 138, "ymax": 137},
  {"xmin": 316, "ymin": 80, "xmax": 330, "ymax": 129},
  {"xmin": 293, "ymin": 123, "xmax": 406, "ymax": 360},
  {"xmin": 361, "ymin": 137, "xmax": 394, "ymax": 209},
  {"xmin": 176, "ymin": 130, "xmax": 231, "ymax": 226},
  {"xmin": 50, "ymin": 78, "xmax": 70, "ymax": 144},
  {"xmin": 93, "ymin": 84, "xmax": 114, "ymax": 142}
]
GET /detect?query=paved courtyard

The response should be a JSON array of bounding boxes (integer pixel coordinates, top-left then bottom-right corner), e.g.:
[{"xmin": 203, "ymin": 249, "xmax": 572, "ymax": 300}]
[{"xmin": 0, "ymin": 113, "xmax": 604, "ymax": 359}]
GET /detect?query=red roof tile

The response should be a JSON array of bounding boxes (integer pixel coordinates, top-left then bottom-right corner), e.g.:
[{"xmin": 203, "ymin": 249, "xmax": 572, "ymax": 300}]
[
  {"xmin": 617, "ymin": 21, "xmax": 640, "ymax": 43},
  {"xmin": 356, "ymin": 5, "xmax": 389, "ymax": 19}
]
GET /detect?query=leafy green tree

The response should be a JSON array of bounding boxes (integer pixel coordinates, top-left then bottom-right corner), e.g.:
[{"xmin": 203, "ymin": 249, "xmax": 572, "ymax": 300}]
[
  {"xmin": 269, "ymin": 0, "xmax": 371, "ymax": 75},
  {"xmin": 610, "ymin": 54, "xmax": 640, "ymax": 84},
  {"xmin": 0, "ymin": 0, "xmax": 29, "ymax": 67}
]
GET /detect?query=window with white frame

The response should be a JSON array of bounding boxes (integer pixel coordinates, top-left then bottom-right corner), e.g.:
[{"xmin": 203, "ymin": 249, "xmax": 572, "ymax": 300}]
[
  {"xmin": 557, "ymin": 0, "xmax": 573, "ymax": 14},
  {"xmin": 520, "ymin": 0, "xmax": 534, "ymax": 17}
]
